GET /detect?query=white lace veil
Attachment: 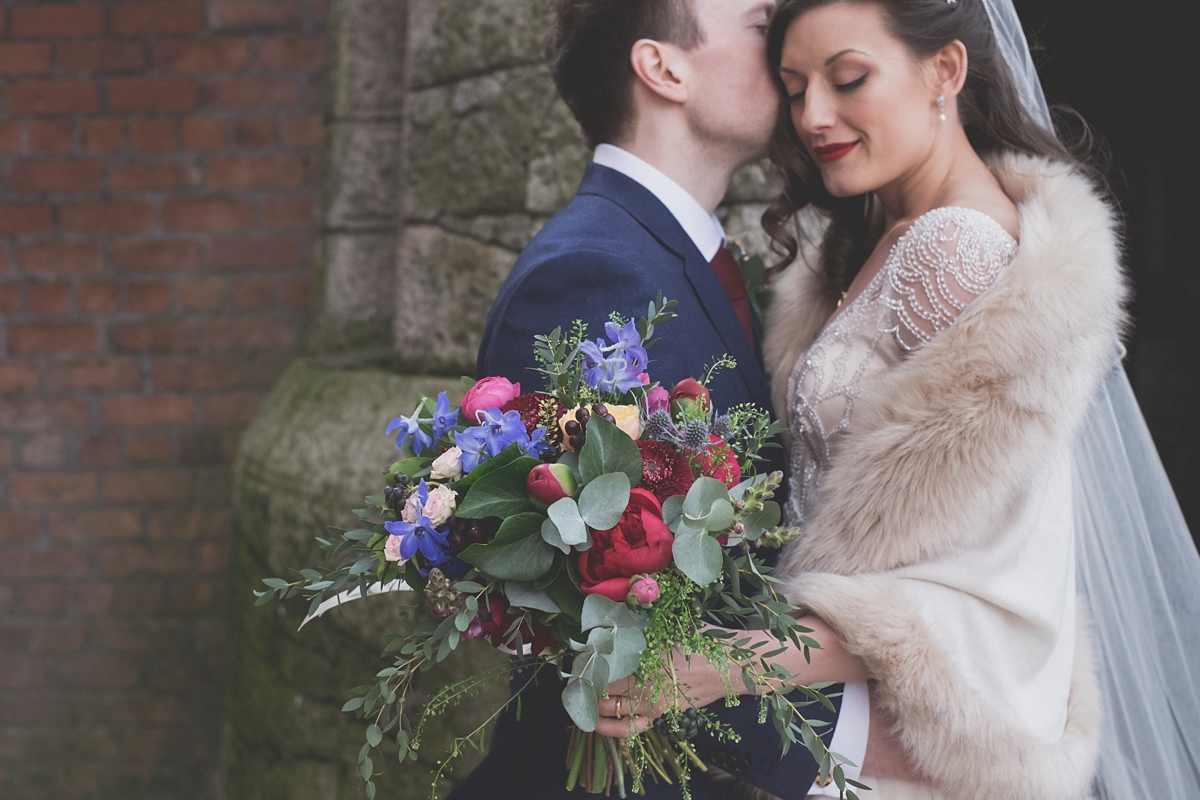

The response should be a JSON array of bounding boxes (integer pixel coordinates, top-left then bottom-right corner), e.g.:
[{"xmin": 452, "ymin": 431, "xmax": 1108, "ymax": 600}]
[{"xmin": 981, "ymin": 0, "xmax": 1200, "ymax": 796}]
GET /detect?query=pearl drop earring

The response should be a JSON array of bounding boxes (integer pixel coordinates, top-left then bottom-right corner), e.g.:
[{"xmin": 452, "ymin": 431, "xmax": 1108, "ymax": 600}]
[{"xmin": 937, "ymin": 95, "xmax": 947, "ymax": 122}]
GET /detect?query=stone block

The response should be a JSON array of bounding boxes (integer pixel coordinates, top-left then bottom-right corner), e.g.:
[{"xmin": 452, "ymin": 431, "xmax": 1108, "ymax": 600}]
[
  {"xmin": 322, "ymin": 121, "xmax": 404, "ymax": 230},
  {"xmin": 224, "ymin": 362, "xmax": 509, "ymax": 799},
  {"xmin": 326, "ymin": 0, "xmax": 408, "ymax": 120},
  {"xmin": 395, "ymin": 226, "xmax": 517, "ymax": 375},
  {"xmin": 310, "ymin": 233, "xmax": 397, "ymax": 354},
  {"xmin": 408, "ymin": 0, "xmax": 551, "ymax": 90}
]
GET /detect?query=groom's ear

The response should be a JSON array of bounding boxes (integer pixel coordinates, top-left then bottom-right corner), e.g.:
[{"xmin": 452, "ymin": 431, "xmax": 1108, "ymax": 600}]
[{"xmin": 630, "ymin": 39, "xmax": 689, "ymax": 105}]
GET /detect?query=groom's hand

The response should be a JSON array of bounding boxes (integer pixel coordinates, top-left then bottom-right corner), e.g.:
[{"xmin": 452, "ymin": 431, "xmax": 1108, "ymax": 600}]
[{"xmin": 594, "ymin": 648, "xmax": 730, "ymax": 738}]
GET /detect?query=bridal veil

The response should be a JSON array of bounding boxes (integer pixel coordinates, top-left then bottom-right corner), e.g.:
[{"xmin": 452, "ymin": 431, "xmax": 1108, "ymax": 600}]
[{"xmin": 984, "ymin": 0, "xmax": 1200, "ymax": 796}]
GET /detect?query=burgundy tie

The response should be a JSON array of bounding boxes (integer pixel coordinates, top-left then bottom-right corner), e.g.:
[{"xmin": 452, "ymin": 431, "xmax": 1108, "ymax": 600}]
[{"xmin": 709, "ymin": 246, "xmax": 756, "ymax": 349}]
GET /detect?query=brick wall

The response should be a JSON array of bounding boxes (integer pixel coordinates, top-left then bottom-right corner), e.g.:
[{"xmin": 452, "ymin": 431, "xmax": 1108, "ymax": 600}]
[{"xmin": 0, "ymin": 1, "xmax": 326, "ymax": 796}]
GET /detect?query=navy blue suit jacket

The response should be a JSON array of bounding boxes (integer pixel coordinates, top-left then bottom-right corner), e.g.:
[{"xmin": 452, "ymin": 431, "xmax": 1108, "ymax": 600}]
[{"xmin": 450, "ymin": 163, "xmax": 841, "ymax": 800}]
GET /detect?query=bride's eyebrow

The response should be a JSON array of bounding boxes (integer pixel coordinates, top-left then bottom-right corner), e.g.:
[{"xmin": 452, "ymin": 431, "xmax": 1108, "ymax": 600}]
[{"xmin": 825, "ymin": 48, "xmax": 868, "ymax": 65}]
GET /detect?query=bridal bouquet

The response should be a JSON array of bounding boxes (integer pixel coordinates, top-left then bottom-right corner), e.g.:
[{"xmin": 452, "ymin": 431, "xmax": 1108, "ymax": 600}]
[{"xmin": 257, "ymin": 296, "xmax": 856, "ymax": 799}]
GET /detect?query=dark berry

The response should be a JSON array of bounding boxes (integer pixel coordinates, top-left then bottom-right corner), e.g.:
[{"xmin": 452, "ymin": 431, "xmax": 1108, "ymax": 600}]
[
  {"xmin": 449, "ymin": 532, "xmax": 468, "ymax": 550},
  {"xmin": 591, "ymin": 404, "xmax": 608, "ymax": 417},
  {"xmin": 576, "ymin": 408, "xmax": 590, "ymax": 425},
  {"xmin": 564, "ymin": 420, "xmax": 581, "ymax": 436},
  {"xmin": 468, "ymin": 523, "xmax": 485, "ymax": 544},
  {"xmin": 393, "ymin": 472, "xmax": 411, "ymax": 486},
  {"xmin": 568, "ymin": 434, "xmax": 585, "ymax": 451}
]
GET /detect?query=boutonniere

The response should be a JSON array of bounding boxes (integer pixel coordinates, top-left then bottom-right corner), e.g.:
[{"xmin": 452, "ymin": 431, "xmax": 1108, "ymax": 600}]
[{"xmin": 728, "ymin": 239, "xmax": 769, "ymax": 318}]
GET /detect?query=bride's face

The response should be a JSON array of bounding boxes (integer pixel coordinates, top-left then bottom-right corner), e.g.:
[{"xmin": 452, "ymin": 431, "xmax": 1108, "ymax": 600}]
[{"xmin": 777, "ymin": 2, "xmax": 942, "ymax": 198}]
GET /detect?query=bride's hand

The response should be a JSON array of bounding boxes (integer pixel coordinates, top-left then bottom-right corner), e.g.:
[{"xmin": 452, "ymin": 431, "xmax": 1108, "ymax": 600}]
[{"xmin": 594, "ymin": 648, "xmax": 731, "ymax": 738}]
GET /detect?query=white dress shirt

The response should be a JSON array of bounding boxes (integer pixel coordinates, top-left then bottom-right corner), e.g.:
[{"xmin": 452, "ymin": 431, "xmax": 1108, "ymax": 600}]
[{"xmin": 591, "ymin": 143, "xmax": 870, "ymax": 796}]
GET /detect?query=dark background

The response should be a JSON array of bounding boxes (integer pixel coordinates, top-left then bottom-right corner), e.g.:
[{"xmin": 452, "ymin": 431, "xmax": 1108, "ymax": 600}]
[{"xmin": 1013, "ymin": 0, "xmax": 1200, "ymax": 545}]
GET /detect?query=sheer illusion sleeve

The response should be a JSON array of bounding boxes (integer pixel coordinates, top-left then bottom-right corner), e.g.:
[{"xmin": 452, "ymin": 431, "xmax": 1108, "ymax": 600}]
[{"xmin": 883, "ymin": 207, "xmax": 1018, "ymax": 352}]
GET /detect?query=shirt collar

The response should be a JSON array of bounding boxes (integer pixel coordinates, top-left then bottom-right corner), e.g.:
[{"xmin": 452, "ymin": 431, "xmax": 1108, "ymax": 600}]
[{"xmin": 592, "ymin": 143, "xmax": 725, "ymax": 262}]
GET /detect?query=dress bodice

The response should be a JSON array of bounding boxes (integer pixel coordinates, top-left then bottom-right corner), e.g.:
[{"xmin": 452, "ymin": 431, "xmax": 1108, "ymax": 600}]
[{"xmin": 786, "ymin": 206, "xmax": 1019, "ymax": 526}]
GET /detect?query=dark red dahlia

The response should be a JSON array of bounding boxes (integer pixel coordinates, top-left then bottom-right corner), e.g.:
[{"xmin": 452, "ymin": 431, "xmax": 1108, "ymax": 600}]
[
  {"xmin": 500, "ymin": 392, "xmax": 566, "ymax": 447},
  {"xmin": 636, "ymin": 439, "xmax": 696, "ymax": 502}
]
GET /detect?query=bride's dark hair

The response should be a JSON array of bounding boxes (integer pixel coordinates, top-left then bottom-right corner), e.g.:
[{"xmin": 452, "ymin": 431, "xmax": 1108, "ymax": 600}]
[{"xmin": 762, "ymin": 0, "xmax": 1088, "ymax": 298}]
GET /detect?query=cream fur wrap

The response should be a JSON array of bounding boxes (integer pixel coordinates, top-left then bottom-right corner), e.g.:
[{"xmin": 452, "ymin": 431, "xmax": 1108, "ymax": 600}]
[{"xmin": 762, "ymin": 153, "xmax": 1128, "ymax": 800}]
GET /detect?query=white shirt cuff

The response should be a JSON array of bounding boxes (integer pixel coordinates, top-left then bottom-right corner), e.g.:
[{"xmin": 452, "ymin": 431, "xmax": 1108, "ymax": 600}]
[{"xmin": 807, "ymin": 680, "xmax": 869, "ymax": 796}]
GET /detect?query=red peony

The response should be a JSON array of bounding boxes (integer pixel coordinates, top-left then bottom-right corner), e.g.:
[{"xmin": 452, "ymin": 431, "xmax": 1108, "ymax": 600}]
[
  {"xmin": 636, "ymin": 439, "xmax": 696, "ymax": 502},
  {"xmin": 669, "ymin": 378, "xmax": 711, "ymax": 413},
  {"xmin": 695, "ymin": 435, "xmax": 741, "ymax": 488},
  {"xmin": 501, "ymin": 392, "xmax": 566, "ymax": 447},
  {"xmin": 579, "ymin": 489, "xmax": 674, "ymax": 602}
]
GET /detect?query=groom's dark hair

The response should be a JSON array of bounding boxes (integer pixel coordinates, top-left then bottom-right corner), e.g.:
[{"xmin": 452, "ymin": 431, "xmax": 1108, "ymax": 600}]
[{"xmin": 545, "ymin": 0, "xmax": 704, "ymax": 149}]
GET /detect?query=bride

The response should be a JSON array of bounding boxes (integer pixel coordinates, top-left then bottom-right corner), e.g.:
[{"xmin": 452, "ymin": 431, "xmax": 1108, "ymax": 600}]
[{"xmin": 599, "ymin": 0, "xmax": 1200, "ymax": 798}]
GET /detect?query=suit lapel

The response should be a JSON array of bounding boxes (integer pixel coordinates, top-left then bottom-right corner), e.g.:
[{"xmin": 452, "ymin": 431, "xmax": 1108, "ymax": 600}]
[{"xmin": 577, "ymin": 164, "xmax": 774, "ymax": 412}]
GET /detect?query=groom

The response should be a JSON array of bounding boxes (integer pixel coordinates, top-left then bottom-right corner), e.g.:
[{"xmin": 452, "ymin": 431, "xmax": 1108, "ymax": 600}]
[{"xmin": 452, "ymin": 0, "xmax": 868, "ymax": 797}]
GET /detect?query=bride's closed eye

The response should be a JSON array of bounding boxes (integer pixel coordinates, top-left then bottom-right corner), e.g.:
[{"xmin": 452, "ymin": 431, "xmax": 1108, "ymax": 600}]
[{"xmin": 835, "ymin": 73, "xmax": 869, "ymax": 91}]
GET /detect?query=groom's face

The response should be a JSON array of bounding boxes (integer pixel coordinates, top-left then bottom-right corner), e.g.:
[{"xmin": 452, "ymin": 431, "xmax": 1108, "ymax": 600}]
[{"xmin": 682, "ymin": 0, "xmax": 778, "ymax": 160}]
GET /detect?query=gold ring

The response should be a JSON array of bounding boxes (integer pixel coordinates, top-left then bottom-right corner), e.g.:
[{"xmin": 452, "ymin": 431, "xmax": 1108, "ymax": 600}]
[{"xmin": 615, "ymin": 698, "xmax": 623, "ymax": 720}]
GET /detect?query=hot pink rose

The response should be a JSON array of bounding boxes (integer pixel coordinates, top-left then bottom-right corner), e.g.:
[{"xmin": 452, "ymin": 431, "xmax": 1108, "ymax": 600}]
[
  {"xmin": 461, "ymin": 377, "xmax": 520, "ymax": 424},
  {"xmin": 645, "ymin": 385, "xmax": 670, "ymax": 414}
]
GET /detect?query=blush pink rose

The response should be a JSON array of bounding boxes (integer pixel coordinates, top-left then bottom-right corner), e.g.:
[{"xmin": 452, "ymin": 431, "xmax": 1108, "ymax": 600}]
[{"xmin": 461, "ymin": 377, "xmax": 520, "ymax": 423}]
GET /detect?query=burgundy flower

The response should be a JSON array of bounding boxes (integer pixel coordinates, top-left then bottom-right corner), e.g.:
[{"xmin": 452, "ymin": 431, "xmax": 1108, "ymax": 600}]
[
  {"xmin": 636, "ymin": 439, "xmax": 696, "ymax": 502},
  {"xmin": 578, "ymin": 489, "xmax": 674, "ymax": 602},
  {"xmin": 501, "ymin": 392, "xmax": 566, "ymax": 448}
]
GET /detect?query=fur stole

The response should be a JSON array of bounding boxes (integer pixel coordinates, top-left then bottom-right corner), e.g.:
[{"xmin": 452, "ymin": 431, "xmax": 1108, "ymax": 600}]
[{"xmin": 761, "ymin": 153, "xmax": 1127, "ymax": 799}]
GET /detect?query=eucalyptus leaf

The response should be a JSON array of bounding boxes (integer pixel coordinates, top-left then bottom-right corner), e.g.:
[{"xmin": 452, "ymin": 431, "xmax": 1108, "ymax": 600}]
[
  {"xmin": 742, "ymin": 501, "xmax": 782, "ymax": 539},
  {"xmin": 547, "ymin": 498, "xmax": 588, "ymax": 546},
  {"xmin": 541, "ymin": 517, "xmax": 571, "ymax": 555},
  {"xmin": 578, "ymin": 415, "xmax": 642, "ymax": 486},
  {"xmin": 562, "ymin": 676, "xmax": 600, "ymax": 732},
  {"xmin": 672, "ymin": 528, "xmax": 723, "ymax": 586},
  {"xmin": 605, "ymin": 626, "xmax": 647, "ymax": 682},
  {"xmin": 682, "ymin": 477, "xmax": 732, "ymax": 519},
  {"xmin": 662, "ymin": 495, "xmax": 685, "ymax": 530},
  {"xmin": 460, "ymin": 513, "xmax": 555, "ymax": 581},
  {"xmin": 581, "ymin": 593, "xmax": 647, "ymax": 632},
  {"xmin": 506, "ymin": 581, "xmax": 562, "ymax": 613},
  {"xmin": 558, "ymin": 451, "xmax": 582, "ymax": 485},
  {"xmin": 577, "ymin": 472, "xmax": 630, "ymax": 530}
]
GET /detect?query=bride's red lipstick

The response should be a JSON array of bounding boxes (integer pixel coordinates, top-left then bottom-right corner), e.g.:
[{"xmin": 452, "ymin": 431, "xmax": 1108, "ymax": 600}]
[{"xmin": 813, "ymin": 141, "xmax": 858, "ymax": 163}]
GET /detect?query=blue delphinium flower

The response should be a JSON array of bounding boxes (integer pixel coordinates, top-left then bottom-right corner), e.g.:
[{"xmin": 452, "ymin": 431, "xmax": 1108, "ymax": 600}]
[
  {"xmin": 519, "ymin": 427, "xmax": 550, "ymax": 458},
  {"xmin": 580, "ymin": 320, "xmax": 649, "ymax": 394},
  {"xmin": 431, "ymin": 392, "xmax": 459, "ymax": 439},
  {"xmin": 478, "ymin": 408, "xmax": 527, "ymax": 457},
  {"xmin": 386, "ymin": 409, "xmax": 433, "ymax": 455},
  {"xmin": 454, "ymin": 427, "xmax": 489, "ymax": 473},
  {"xmin": 383, "ymin": 481, "xmax": 450, "ymax": 565}
]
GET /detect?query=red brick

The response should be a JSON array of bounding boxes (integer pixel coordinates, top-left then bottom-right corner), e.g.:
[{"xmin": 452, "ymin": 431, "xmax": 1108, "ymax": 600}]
[
  {"xmin": 28, "ymin": 620, "xmax": 90, "ymax": 652},
  {"xmin": 208, "ymin": 318, "xmax": 296, "ymax": 350},
  {"xmin": 71, "ymin": 584, "xmax": 114, "ymax": 616},
  {"xmin": 78, "ymin": 434, "xmax": 121, "ymax": 468},
  {"xmin": 102, "ymin": 472, "xmax": 191, "ymax": 503},
  {"xmin": 0, "ymin": 283, "xmax": 21, "ymax": 313},
  {"xmin": 259, "ymin": 36, "xmax": 324, "ymax": 71},
  {"xmin": 283, "ymin": 114, "xmax": 322, "ymax": 147},
  {"xmin": 128, "ymin": 434, "xmax": 172, "ymax": 465},
  {"xmin": 211, "ymin": 236, "xmax": 302, "ymax": 269},
  {"xmin": 169, "ymin": 581, "xmax": 214, "ymax": 612},
  {"xmin": 209, "ymin": 2, "xmax": 300, "ymax": 30},
  {"xmin": 11, "ymin": 160, "xmax": 103, "ymax": 192},
  {"xmin": 112, "ymin": 321, "xmax": 199, "ymax": 353},
  {"xmin": 22, "ymin": 584, "xmax": 65, "ymax": 615},
  {"xmin": 58, "ymin": 40, "xmax": 146, "ymax": 73},
  {"xmin": 0, "ymin": 42, "xmax": 53, "ymax": 75},
  {"xmin": 178, "ymin": 278, "xmax": 223, "ymax": 311},
  {"xmin": 179, "ymin": 431, "xmax": 222, "ymax": 464},
  {"xmin": 0, "ymin": 439, "xmax": 13, "ymax": 468},
  {"xmin": 230, "ymin": 277, "xmax": 274, "ymax": 310},
  {"xmin": 108, "ymin": 78, "xmax": 199, "ymax": 112},
  {"xmin": 126, "ymin": 281, "xmax": 172, "ymax": 312},
  {"xmin": 164, "ymin": 197, "xmax": 254, "ymax": 230},
  {"xmin": 207, "ymin": 77, "xmax": 299, "ymax": 108},
  {"xmin": 233, "ymin": 116, "xmax": 277, "ymax": 146},
  {"xmin": 129, "ymin": 118, "xmax": 176, "ymax": 151},
  {"xmin": 0, "ymin": 122, "xmax": 23, "ymax": 152},
  {"xmin": 0, "ymin": 204, "xmax": 54, "ymax": 235},
  {"xmin": 280, "ymin": 278, "xmax": 311, "ymax": 309},
  {"xmin": 8, "ymin": 324, "xmax": 98, "ymax": 354},
  {"xmin": 52, "ymin": 658, "xmax": 140, "ymax": 687},
  {"xmin": 61, "ymin": 202, "xmax": 155, "ymax": 234},
  {"xmin": 8, "ymin": 474, "xmax": 98, "ymax": 506},
  {"xmin": 155, "ymin": 38, "xmax": 251, "ymax": 72},
  {"xmin": 115, "ymin": 583, "xmax": 165, "ymax": 614},
  {"xmin": 207, "ymin": 154, "xmax": 304, "ymax": 189},
  {"xmin": 49, "ymin": 510, "xmax": 142, "ymax": 542},
  {"xmin": 81, "ymin": 118, "xmax": 125, "ymax": 152},
  {"xmin": 197, "ymin": 541, "xmax": 231, "ymax": 574},
  {"xmin": 17, "ymin": 243, "xmax": 103, "ymax": 275},
  {"xmin": 112, "ymin": 240, "xmax": 203, "ymax": 272},
  {"xmin": 152, "ymin": 357, "xmax": 242, "ymax": 390},
  {"xmin": 10, "ymin": 5, "xmax": 105, "ymax": 38},
  {"xmin": 111, "ymin": 1, "xmax": 205, "ymax": 35},
  {"xmin": 0, "ymin": 399, "xmax": 90, "ymax": 432},
  {"xmin": 202, "ymin": 393, "xmax": 262, "ymax": 425},
  {"xmin": 0, "ymin": 363, "xmax": 40, "ymax": 393},
  {"xmin": 181, "ymin": 119, "xmax": 226, "ymax": 152},
  {"xmin": 27, "ymin": 283, "xmax": 72, "ymax": 314},
  {"xmin": 7, "ymin": 80, "xmax": 98, "ymax": 115},
  {"xmin": 0, "ymin": 512, "xmax": 41, "ymax": 543},
  {"xmin": 263, "ymin": 195, "xmax": 314, "ymax": 229},
  {"xmin": 102, "ymin": 395, "xmax": 192, "ymax": 428},
  {"xmin": 49, "ymin": 362, "xmax": 137, "ymax": 393},
  {"xmin": 20, "ymin": 433, "xmax": 67, "ymax": 468},
  {"xmin": 0, "ymin": 658, "xmax": 48, "ymax": 688},
  {"xmin": 27, "ymin": 119, "xmax": 74, "ymax": 152},
  {"xmin": 77, "ymin": 282, "xmax": 121, "ymax": 313},
  {"xmin": 110, "ymin": 162, "xmax": 197, "ymax": 192}
]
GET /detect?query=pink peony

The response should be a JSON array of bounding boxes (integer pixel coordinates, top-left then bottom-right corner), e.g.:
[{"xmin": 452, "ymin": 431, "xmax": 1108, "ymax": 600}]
[
  {"xmin": 461, "ymin": 377, "xmax": 520, "ymax": 424},
  {"xmin": 645, "ymin": 386, "xmax": 670, "ymax": 414},
  {"xmin": 627, "ymin": 574, "xmax": 660, "ymax": 607}
]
